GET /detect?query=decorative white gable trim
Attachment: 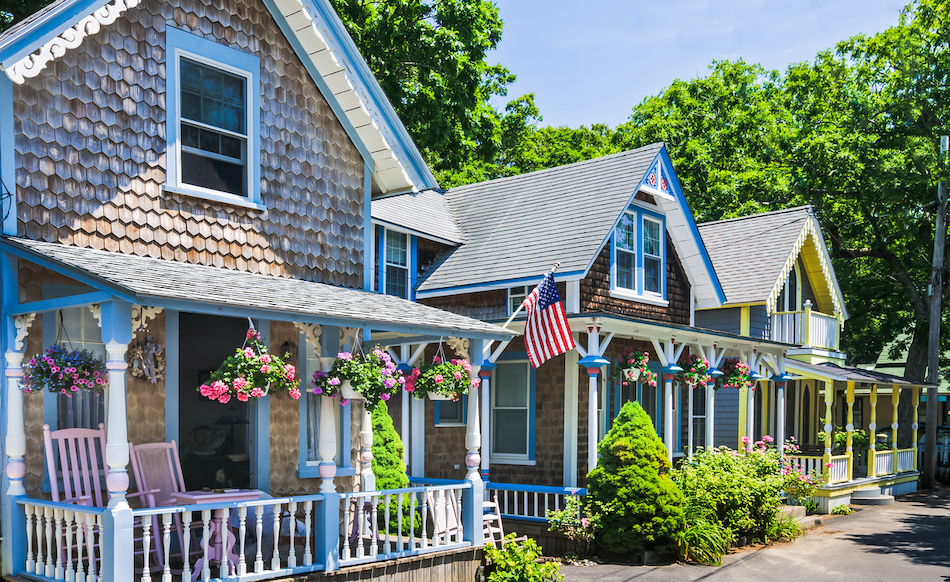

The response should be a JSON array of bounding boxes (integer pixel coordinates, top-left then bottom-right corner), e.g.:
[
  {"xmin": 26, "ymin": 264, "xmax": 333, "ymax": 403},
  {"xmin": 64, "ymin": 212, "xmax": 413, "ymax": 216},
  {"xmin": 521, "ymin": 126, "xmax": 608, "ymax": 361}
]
[
  {"xmin": 766, "ymin": 216, "xmax": 846, "ymax": 318},
  {"xmin": 4, "ymin": 0, "xmax": 139, "ymax": 85}
]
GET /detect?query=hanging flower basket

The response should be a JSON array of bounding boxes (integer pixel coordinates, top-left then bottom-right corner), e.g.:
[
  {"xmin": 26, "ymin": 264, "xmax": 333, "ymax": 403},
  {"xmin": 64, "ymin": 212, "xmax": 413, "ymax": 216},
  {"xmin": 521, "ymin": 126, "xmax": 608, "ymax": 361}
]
[
  {"xmin": 198, "ymin": 327, "xmax": 300, "ymax": 404},
  {"xmin": 675, "ymin": 353, "xmax": 710, "ymax": 387},
  {"xmin": 21, "ymin": 345, "xmax": 108, "ymax": 396},
  {"xmin": 718, "ymin": 358, "xmax": 752, "ymax": 390},
  {"xmin": 406, "ymin": 355, "xmax": 476, "ymax": 401},
  {"xmin": 312, "ymin": 348, "xmax": 399, "ymax": 411},
  {"xmin": 609, "ymin": 347, "xmax": 657, "ymax": 387}
]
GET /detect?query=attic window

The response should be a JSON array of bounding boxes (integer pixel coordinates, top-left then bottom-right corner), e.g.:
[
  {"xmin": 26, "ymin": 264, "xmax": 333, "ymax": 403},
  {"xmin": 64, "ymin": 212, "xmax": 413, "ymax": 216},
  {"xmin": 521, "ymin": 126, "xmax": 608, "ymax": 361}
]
[{"xmin": 610, "ymin": 206, "xmax": 667, "ymax": 304}]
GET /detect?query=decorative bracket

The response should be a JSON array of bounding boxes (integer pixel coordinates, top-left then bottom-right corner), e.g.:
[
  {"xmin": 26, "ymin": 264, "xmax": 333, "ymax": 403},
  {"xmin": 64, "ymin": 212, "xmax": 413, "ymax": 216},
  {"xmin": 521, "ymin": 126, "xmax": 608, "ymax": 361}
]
[
  {"xmin": 13, "ymin": 313, "xmax": 36, "ymax": 351},
  {"xmin": 340, "ymin": 327, "xmax": 361, "ymax": 350},
  {"xmin": 446, "ymin": 337, "xmax": 470, "ymax": 361},
  {"xmin": 88, "ymin": 304, "xmax": 102, "ymax": 328},
  {"xmin": 131, "ymin": 306, "xmax": 163, "ymax": 333},
  {"xmin": 293, "ymin": 322, "xmax": 322, "ymax": 355}
]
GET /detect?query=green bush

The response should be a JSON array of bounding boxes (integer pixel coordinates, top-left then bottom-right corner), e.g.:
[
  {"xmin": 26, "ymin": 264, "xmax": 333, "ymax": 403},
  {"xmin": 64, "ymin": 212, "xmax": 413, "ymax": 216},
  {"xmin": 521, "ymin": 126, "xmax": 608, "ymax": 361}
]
[
  {"xmin": 802, "ymin": 499, "xmax": 820, "ymax": 515},
  {"xmin": 371, "ymin": 402, "xmax": 418, "ymax": 535},
  {"xmin": 586, "ymin": 401, "xmax": 685, "ymax": 555},
  {"xmin": 546, "ymin": 496, "xmax": 598, "ymax": 557},
  {"xmin": 671, "ymin": 443, "xmax": 784, "ymax": 544},
  {"xmin": 484, "ymin": 535, "xmax": 563, "ymax": 582},
  {"xmin": 673, "ymin": 516, "xmax": 730, "ymax": 565},
  {"xmin": 768, "ymin": 514, "xmax": 802, "ymax": 540},
  {"xmin": 831, "ymin": 504, "xmax": 852, "ymax": 515}
]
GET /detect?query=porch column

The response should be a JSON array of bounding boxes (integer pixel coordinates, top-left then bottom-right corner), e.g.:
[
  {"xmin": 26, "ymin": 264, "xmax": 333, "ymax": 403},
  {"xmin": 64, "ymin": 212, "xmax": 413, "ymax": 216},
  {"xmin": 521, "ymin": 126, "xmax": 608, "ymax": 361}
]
[
  {"xmin": 4, "ymin": 332, "xmax": 27, "ymax": 498},
  {"xmin": 585, "ymin": 366, "xmax": 600, "ymax": 471},
  {"xmin": 746, "ymin": 382, "xmax": 755, "ymax": 447},
  {"xmin": 891, "ymin": 384, "xmax": 900, "ymax": 450},
  {"xmin": 317, "ymin": 356, "xmax": 338, "ymax": 494},
  {"xmin": 705, "ymin": 380, "xmax": 716, "ymax": 449},
  {"xmin": 399, "ymin": 346, "xmax": 410, "ymax": 469},
  {"xmin": 359, "ymin": 404, "xmax": 374, "ymax": 491},
  {"xmin": 662, "ymin": 369, "xmax": 677, "ymax": 461},
  {"xmin": 823, "ymin": 382, "xmax": 833, "ymax": 482},
  {"xmin": 912, "ymin": 385, "xmax": 920, "ymax": 470},
  {"xmin": 462, "ymin": 339, "xmax": 484, "ymax": 547},
  {"xmin": 869, "ymin": 384, "xmax": 878, "ymax": 476},
  {"xmin": 479, "ymin": 362, "xmax": 495, "ymax": 481},
  {"xmin": 845, "ymin": 381, "xmax": 855, "ymax": 481},
  {"xmin": 775, "ymin": 379, "xmax": 786, "ymax": 457}
]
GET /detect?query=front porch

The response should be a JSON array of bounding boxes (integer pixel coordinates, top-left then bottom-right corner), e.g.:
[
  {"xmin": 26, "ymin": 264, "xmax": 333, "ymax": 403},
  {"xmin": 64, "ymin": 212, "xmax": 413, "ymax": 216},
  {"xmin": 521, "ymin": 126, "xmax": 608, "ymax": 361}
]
[{"xmin": 1, "ymin": 238, "xmax": 515, "ymax": 581}]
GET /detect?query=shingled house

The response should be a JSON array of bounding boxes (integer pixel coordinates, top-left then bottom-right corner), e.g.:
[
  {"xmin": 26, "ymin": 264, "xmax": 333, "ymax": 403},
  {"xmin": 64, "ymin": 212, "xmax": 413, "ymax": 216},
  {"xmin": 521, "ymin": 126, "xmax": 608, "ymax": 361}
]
[{"xmin": 0, "ymin": 0, "xmax": 515, "ymax": 579}]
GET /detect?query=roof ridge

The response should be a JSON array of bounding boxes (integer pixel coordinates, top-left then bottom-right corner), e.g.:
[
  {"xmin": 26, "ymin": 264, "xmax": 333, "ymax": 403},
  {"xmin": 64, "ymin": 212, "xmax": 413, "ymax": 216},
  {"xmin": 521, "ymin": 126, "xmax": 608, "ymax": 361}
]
[
  {"xmin": 445, "ymin": 142, "xmax": 664, "ymax": 196},
  {"xmin": 696, "ymin": 205, "xmax": 813, "ymax": 227}
]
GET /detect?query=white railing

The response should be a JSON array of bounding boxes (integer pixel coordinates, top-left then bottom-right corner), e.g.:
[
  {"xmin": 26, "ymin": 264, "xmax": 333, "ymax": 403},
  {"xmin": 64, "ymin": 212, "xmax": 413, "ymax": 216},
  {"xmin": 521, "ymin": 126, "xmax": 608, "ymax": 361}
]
[
  {"xmin": 791, "ymin": 455, "xmax": 824, "ymax": 476},
  {"xmin": 129, "ymin": 494, "xmax": 325, "ymax": 582},
  {"xmin": 874, "ymin": 450, "xmax": 894, "ymax": 476},
  {"xmin": 809, "ymin": 311, "xmax": 838, "ymax": 350},
  {"xmin": 339, "ymin": 482, "xmax": 472, "ymax": 567},
  {"xmin": 828, "ymin": 454, "xmax": 849, "ymax": 484},
  {"xmin": 771, "ymin": 312, "xmax": 802, "ymax": 344},
  {"xmin": 895, "ymin": 448, "xmax": 915, "ymax": 473},
  {"xmin": 486, "ymin": 483, "xmax": 586, "ymax": 522},
  {"xmin": 18, "ymin": 498, "xmax": 104, "ymax": 582}
]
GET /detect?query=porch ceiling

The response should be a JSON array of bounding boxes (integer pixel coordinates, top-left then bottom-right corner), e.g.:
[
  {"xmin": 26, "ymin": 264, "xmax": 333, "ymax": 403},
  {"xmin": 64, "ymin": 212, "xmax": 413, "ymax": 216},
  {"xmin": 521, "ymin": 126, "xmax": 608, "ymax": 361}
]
[{"xmin": 2, "ymin": 237, "xmax": 518, "ymax": 341}]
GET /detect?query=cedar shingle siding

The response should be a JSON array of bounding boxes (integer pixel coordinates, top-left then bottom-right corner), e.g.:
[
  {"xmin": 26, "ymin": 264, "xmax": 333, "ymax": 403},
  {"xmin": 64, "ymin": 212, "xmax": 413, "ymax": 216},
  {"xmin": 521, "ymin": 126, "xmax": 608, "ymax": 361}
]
[
  {"xmin": 15, "ymin": 0, "xmax": 365, "ymax": 287},
  {"xmin": 580, "ymin": 235, "xmax": 691, "ymax": 324}
]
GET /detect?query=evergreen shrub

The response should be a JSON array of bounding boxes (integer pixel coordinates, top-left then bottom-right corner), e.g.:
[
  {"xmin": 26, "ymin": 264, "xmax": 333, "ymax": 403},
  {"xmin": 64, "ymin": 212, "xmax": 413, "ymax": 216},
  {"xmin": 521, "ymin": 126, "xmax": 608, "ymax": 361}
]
[
  {"xmin": 586, "ymin": 401, "xmax": 685, "ymax": 555},
  {"xmin": 371, "ymin": 402, "xmax": 418, "ymax": 535}
]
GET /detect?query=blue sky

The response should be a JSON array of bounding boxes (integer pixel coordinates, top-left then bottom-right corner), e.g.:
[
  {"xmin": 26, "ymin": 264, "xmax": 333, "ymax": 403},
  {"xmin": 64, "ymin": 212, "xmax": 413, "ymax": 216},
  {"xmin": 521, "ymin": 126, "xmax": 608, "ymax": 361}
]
[{"xmin": 489, "ymin": 0, "xmax": 907, "ymax": 128}]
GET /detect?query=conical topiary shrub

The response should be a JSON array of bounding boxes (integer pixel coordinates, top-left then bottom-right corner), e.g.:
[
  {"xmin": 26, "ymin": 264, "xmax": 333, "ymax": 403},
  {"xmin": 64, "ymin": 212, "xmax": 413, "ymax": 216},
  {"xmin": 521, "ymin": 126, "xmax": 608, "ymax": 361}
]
[
  {"xmin": 587, "ymin": 401, "xmax": 685, "ymax": 556},
  {"xmin": 371, "ymin": 401, "xmax": 418, "ymax": 535}
]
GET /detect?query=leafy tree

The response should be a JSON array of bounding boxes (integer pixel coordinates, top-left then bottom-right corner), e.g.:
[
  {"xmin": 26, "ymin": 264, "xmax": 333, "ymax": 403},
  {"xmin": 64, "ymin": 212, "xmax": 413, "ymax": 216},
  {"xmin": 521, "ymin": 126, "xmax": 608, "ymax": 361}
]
[{"xmin": 586, "ymin": 401, "xmax": 684, "ymax": 556}]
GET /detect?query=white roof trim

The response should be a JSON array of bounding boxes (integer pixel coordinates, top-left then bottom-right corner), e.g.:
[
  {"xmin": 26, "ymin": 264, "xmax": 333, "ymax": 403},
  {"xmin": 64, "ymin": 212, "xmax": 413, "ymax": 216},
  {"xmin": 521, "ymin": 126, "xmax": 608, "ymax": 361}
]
[
  {"xmin": 4, "ymin": 0, "xmax": 137, "ymax": 84},
  {"xmin": 765, "ymin": 215, "xmax": 847, "ymax": 318}
]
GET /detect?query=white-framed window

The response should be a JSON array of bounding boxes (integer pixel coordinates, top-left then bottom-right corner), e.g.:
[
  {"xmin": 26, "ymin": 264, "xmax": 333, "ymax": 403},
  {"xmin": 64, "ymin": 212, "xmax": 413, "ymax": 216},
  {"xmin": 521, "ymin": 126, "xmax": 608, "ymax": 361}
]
[
  {"xmin": 56, "ymin": 308, "xmax": 106, "ymax": 430},
  {"xmin": 508, "ymin": 286, "xmax": 529, "ymax": 315},
  {"xmin": 491, "ymin": 360, "xmax": 533, "ymax": 462},
  {"xmin": 384, "ymin": 229, "xmax": 409, "ymax": 299},
  {"xmin": 165, "ymin": 27, "xmax": 262, "ymax": 209},
  {"xmin": 611, "ymin": 206, "xmax": 667, "ymax": 302},
  {"xmin": 435, "ymin": 398, "xmax": 466, "ymax": 426},
  {"xmin": 615, "ymin": 212, "xmax": 637, "ymax": 291}
]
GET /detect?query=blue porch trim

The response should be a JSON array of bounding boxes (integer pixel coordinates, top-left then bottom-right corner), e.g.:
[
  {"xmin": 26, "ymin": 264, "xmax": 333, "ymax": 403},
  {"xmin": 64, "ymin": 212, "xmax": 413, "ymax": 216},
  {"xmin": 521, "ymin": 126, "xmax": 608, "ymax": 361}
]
[
  {"xmin": 415, "ymin": 270, "xmax": 587, "ymax": 298},
  {"xmin": 3, "ymin": 291, "xmax": 113, "ymax": 316},
  {"xmin": 164, "ymin": 310, "xmax": 180, "ymax": 445},
  {"xmin": 0, "ymin": 74, "xmax": 14, "ymax": 236},
  {"xmin": 250, "ymin": 318, "xmax": 271, "ymax": 491}
]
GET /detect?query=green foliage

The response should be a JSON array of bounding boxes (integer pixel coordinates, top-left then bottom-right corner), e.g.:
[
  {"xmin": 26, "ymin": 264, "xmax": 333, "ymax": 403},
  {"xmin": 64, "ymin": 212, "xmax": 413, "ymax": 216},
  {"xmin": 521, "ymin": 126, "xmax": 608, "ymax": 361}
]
[
  {"xmin": 545, "ymin": 496, "xmax": 597, "ymax": 558},
  {"xmin": 371, "ymin": 401, "xmax": 408, "ymax": 491},
  {"xmin": 673, "ymin": 516, "xmax": 730, "ymax": 566},
  {"xmin": 831, "ymin": 504, "xmax": 853, "ymax": 515},
  {"xmin": 671, "ymin": 444, "xmax": 785, "ymax": 544},
  {"xmin": 483, "ymin": 535, "xmax": 562, "ymax": 582},
  {"xmin": 0, "ymin": 0, "xmax": 51, "ymax": 31},
  {"xmin": 586, "ymin": 401, "xmax": 685, "ymax": 555},
  {"xmin": 768, "ymin": 514, "xmax": 802, "ymax": 541},
  {"xmin": 802, "ymin": 499, "xmax": 821, "ymax": 515},
  {"xmin": 817, "ymin": 429, "xmax": 870, "ymax": 450}
]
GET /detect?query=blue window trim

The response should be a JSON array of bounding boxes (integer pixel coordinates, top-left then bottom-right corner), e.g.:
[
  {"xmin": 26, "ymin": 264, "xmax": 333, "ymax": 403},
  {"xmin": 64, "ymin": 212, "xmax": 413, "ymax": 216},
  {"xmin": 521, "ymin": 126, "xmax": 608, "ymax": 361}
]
[
  {"xmin": 164, "ymin": 27, "xmax": 262, "ymax": 208},
  {"xmin": 434, "ymin": 396, "xmax": 468, "ymax": 427},
  {"xmin": 491, "ymin": 352, "xmax": 535, "ymax": 462},
  {"xmin": 378, "ymin": 226, "xmax": 416, "ymax": 300},
  {"xmin": 610, "ymin": 205, "xmax": 667, "ymax": 301}
]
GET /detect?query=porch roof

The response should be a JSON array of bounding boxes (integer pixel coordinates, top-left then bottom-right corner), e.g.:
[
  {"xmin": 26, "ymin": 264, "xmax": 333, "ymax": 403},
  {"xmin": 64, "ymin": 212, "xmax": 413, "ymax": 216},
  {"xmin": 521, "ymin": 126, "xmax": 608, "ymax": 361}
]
[
  {"xmin": 2, "ymin": 237, "xmax": 517, "ymax": 341},
  {"xmin": 786, "ymin": 359, "xmax": 936, "ymax": 388}
]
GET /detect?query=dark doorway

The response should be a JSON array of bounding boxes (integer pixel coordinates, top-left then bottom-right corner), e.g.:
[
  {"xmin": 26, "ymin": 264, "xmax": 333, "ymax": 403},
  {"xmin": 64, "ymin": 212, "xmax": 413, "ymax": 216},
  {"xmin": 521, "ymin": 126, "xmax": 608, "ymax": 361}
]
[{"xmin": 179, "ymin": 313, "xmax": 252, "ymax": 489}]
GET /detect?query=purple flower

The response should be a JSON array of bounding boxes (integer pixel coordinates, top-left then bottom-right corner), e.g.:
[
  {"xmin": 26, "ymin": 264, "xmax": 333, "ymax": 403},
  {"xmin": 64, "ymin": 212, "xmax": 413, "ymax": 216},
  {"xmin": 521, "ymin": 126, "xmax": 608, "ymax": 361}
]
[{"xmin": 329, "ymin": 377, "xmax": 341, "ymax": 386}]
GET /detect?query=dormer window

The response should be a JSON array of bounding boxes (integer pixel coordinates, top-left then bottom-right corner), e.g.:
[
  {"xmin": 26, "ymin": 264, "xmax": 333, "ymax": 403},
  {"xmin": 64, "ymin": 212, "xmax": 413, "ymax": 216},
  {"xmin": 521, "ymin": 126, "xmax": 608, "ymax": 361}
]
[{"xmin": 610, "ymin": 206, "xmax": 667, "ymax": 304}]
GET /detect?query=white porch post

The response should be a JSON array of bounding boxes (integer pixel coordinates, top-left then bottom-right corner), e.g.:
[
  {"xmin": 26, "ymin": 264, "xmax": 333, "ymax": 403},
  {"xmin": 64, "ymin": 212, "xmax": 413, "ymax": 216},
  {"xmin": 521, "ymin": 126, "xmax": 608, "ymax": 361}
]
[
  {"xmin": 563, "ymin": 349, "xmax": 579, "ymax": 487},
  {"xmin": 4, "ymin": 328, "xmax": 27, "ymax": 497},
  {"xmin": 99, "ymin": 300, "xmax": 133, "ymax": 582},
  {"xmin": 479, "ymin": 362, "xmax": 494, "ymax": 481},
  {"xmin": 705, "ymin": 380, "xmax": 716, "ymax": 449},
  {"xmin": 314, "ymin": 326, "xmax": 340, "ymax": 572},
  {"xmin": 662, "ymin": 369, "xmax": 677, "ymax": 461},
  {"xmin": 359, "ymin": 405, "xmax": 374, "ymax": 491},
  {"xmin": 317, "ymin": 357, "xmax": 339, "ymax": 494},
  {"xmin": 746, "ymin": 383, "xmax": 755, "ymax": 446},
  {"xmin": 775, "ymin": 380, "xmax": 786, "ymax": 454},
  {"xmin": 399, "ymin": 346, "xmax": 410, "ymax": 469},
  {"xmin": 578, "ymin": 324, "xmax": 609, "ymax": 473},
  {"xmin": 462, "ymin": 339, "xmax": 485, "ymax": 546}
]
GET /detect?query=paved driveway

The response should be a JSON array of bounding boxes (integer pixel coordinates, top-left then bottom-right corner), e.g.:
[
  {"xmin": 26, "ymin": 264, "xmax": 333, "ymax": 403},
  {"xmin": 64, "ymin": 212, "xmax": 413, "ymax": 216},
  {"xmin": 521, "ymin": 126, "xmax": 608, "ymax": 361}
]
[{"xmin": 561, "ymin": 489, "xmax": 950, "ymax": 582}]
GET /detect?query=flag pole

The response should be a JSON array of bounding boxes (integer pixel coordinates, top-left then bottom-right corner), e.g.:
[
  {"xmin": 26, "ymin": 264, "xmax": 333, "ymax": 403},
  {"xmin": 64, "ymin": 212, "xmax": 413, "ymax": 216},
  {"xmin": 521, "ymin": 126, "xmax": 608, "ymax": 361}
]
[{"xmin": 484, "ymin": 262, "xmax": 560, "ymax": 355}]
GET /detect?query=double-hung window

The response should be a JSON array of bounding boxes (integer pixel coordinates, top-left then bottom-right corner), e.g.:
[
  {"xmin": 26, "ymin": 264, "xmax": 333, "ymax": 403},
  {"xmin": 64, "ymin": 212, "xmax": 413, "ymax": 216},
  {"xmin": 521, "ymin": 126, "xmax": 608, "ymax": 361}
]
[
  {"xmin": 165, "ymin": 27, "xmax": 261, "ymax": 208},
  {"xmin": 491, "ymin": 360, "xmax": 533, "ymax": 462},
  {"xmin": 508, "ymin": 286, "xmax": 528, "ymax": 315},
  {"xmin": 611, "ymin": 206, "xmax": 666, "ymax": 302},
  {"xmin": 384, "ymin": 230, "xmax": 409, "ymax": 299}
]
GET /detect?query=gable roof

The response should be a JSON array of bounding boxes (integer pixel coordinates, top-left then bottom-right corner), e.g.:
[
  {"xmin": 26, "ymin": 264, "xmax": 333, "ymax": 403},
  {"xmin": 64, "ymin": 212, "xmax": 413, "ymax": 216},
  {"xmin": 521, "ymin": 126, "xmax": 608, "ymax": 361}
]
[
  {"xmin": 697, "ymin": 206, "xmax": 847, "ymax": 318},
  {"xmin": 413, "ymin": 143, "xmax": 726, "ymax": 309},
  {"xmin": 372, "ymin": 189, "xmax": 464, "ymax": 244},
  {"xmin": 2, "ymin": 237, "xmax": 515, "ymax": 340},
  {"xmin": 0, "ymin": 0, "xmax": 436, "ymax": 195}
]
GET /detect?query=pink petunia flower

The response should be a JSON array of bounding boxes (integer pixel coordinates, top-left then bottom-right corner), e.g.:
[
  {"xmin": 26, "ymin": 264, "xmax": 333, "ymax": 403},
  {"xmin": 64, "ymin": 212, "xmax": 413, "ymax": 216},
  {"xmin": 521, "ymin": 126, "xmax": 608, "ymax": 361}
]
[
  {"xmin": 381, "ymin": 393, "xmax": 390, "ymax": 401},
  {"xmin": 260, "ymin": 364, "xmax": 270, "ymax": 374},
  {"xmin": 434, "ymin": 374, "xmax": 444, "ymax": 383},
  {"xmin": 329, "ymin": 377, "xmax": 341, "ymax": 386},
  {"xmin": 251, "ymin": 387, "xmax": 265, "ymax": 398},
  {"xmin": 244, "ymin": 348, "xmax": 256, "ymax": 359},
  {"xmin": 260, "ymin": 354, "xmax": 271, "ymax": 364},
  {"xmin": 236, "ymin": 392, "xmax": 250, "ymax": 402},
  {"xmin": 218, "ymin": 393, "xmax": 231, "ymax": 404},
  {"xmin": 290, "ymin": 388, "xmax": 301, "ymax": 400},
  {"xmin": 233, "ymin": 377, "xmax": 249, "ymax": 391}
]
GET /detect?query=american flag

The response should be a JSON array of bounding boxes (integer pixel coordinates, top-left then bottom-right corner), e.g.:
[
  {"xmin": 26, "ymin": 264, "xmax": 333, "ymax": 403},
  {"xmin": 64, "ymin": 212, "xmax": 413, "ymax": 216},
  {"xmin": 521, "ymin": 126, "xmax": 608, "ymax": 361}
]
[{"xmin": 521, "ymin": 271, "xmax": 576, "ymax": 368}]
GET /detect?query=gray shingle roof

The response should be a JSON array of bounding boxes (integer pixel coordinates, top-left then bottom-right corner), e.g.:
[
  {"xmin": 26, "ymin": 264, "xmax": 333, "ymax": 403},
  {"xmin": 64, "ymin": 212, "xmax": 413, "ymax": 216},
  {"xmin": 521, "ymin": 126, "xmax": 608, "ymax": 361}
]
[
  {"xmin": 697, "ymin": 207, "xmax": 812, "ymax": 306},
  {"xmin": 416, "ymin": 144, "xmax": 664, "ymax": 292},
  {"xmin": 3, "ymin": 237, "xmax": 516, "ymax": 340},
  {"xmin": 786, "ymin": 359, "xmax": 935, "ymax": 387},
  {"xmin": 371, "ymin": 190, "xmax": 464, "ymax": 244}
]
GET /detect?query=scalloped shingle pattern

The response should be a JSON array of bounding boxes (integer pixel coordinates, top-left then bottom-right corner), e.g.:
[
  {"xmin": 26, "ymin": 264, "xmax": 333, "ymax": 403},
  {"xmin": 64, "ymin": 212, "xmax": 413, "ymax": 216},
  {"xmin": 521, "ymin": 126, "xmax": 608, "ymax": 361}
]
[{"xmin": 14, "ymin": 0, "xmax": 365, "ymax": 288}]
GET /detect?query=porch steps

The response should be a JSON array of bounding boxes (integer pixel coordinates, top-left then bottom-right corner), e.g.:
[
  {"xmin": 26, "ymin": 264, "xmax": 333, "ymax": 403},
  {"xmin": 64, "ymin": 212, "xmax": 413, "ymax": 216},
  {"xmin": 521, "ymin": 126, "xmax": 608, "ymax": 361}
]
[{"xmin": 851, "ymin": 486, "xmax": 894, "ymax": 506}]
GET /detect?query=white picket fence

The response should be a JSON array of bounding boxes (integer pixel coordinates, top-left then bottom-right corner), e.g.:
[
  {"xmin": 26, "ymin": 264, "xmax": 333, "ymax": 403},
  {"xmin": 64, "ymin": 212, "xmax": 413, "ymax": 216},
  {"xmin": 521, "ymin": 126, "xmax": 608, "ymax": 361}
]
[
  {"xmin": 828, "ymin": 455, "xmax": 849, "ymax": 484},
  {"xmin": 20, "ymin": 500, "xmax": 104, "ymax": 582}
]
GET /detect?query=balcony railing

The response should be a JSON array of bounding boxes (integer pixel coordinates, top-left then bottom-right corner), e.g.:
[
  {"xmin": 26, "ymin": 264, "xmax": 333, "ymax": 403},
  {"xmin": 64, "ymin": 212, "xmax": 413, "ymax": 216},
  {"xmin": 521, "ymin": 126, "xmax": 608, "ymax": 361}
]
[{"xmin": 771, "ymin": 302, "xmax": 840, "ymax": 351}]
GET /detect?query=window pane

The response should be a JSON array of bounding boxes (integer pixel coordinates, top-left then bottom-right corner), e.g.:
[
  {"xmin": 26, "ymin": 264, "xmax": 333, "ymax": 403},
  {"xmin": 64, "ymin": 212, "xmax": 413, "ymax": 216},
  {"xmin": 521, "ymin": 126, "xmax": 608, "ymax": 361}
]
[
  {"xmin": 616, "ymin": 212, "xmax": 636, "ymax": 250},
  {"xmin": 643, "ymin": 219, "xmax": 661, "ymax": 257},
  {"xmin": 180, "ymin": 58, "xmax": 246, "ymax": 134},
  {"xmin": 438, "ymin": 401, "xmax": 463, "ymax": 424},
  {"xmin": 644, "ymin": 256, "xmax": 661, "ymax": 294},
  {"xmin": 386, "ymin": 231, "xmax": 408, "ymax": 266},
  {"xmin": 385, "ymin": 265, "xmax": 408, "ymax": 298},
  {"xmin": 617, "ymin": 249, "xmax": 635, "ymax": 290},
  {"xmin": 182, "ymin": 151, "xmax": 246, "ymax": 196},
  {"xmin": 493, "ymin": 409, "xmax": 527, "ymax": 455},
  {"xmin": 495, "ymin": 363, "xmax": 528, "ymax": 407}
]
